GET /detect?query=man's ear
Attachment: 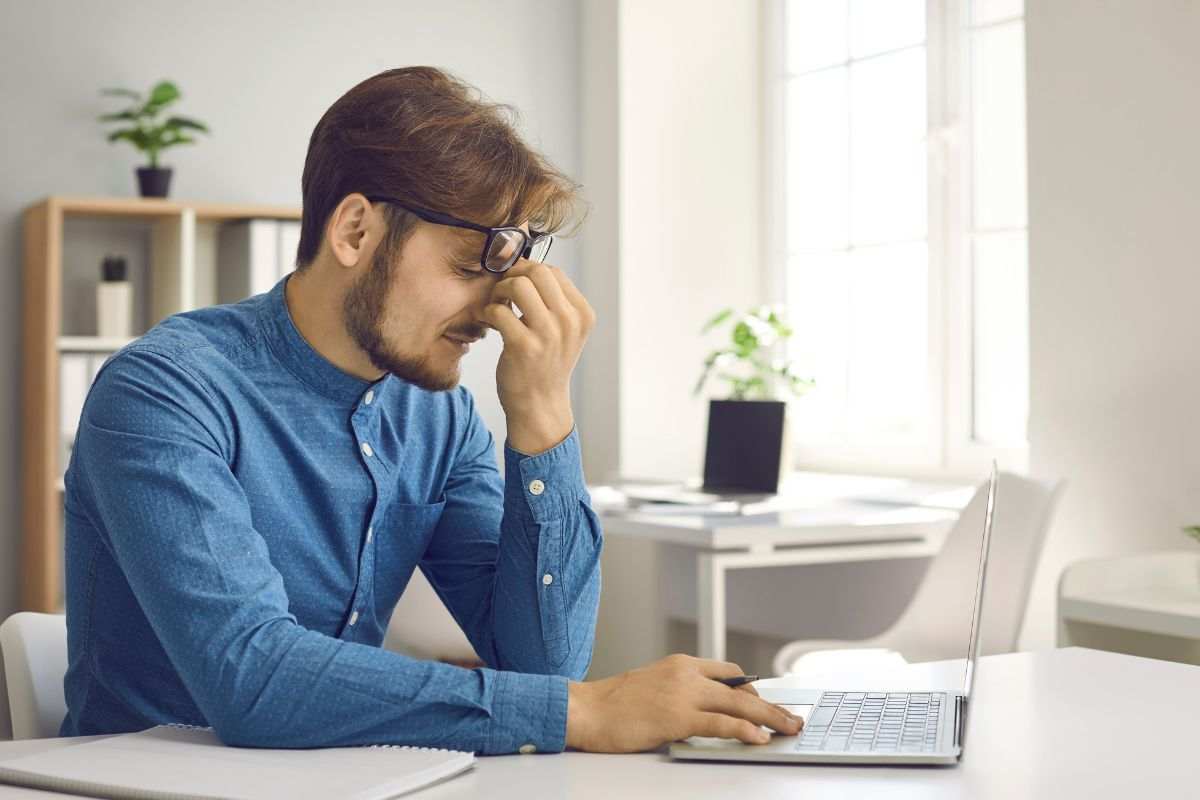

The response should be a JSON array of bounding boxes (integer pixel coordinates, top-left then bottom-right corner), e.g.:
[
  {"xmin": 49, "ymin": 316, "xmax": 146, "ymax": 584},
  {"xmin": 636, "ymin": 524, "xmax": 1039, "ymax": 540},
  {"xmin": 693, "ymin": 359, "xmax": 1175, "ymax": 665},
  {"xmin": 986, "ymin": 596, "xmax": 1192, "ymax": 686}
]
[{"xmin": 326, "ymin": 193, "xmax": 378, "ymax": 269}]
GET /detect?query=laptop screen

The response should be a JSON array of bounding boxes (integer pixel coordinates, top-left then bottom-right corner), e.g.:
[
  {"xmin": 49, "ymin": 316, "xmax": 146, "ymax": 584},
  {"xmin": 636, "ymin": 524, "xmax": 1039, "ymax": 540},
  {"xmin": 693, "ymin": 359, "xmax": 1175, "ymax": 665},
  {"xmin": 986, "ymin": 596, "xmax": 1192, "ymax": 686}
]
[{"xmin": 961, "ymin": 462, "xmax": 998, "ymax": 699}]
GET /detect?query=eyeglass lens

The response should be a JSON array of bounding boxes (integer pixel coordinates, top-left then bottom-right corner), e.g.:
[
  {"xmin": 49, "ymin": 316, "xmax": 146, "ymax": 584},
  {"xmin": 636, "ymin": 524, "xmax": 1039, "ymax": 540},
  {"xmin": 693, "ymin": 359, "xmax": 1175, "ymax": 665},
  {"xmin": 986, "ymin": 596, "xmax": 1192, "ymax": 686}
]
[
  {"xmin": 485, "ymin": 230, "xmax": 525, "ymax": 270},
  {"xmin": 485, "ymin": 230, "xmax": 553, "ymax": 270}
]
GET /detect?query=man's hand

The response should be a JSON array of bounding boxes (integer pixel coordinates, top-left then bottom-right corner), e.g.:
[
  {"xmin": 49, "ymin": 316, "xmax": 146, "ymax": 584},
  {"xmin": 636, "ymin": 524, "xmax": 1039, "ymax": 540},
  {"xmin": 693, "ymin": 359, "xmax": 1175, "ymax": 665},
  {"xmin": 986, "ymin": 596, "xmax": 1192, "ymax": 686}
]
[
  {"xmin": 481, "ymin": 259, "xmax": 596, "ymax": 454},
  {"xmin": 565, "ymin": 654, "xmax": 804, "ymax": 752}
]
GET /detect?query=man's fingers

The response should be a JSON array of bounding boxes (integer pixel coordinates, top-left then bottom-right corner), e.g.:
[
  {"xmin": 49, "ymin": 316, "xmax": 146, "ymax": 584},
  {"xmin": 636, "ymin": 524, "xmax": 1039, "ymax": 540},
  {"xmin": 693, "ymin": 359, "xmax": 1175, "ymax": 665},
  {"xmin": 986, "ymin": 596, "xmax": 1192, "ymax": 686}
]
[
  {"xmin": 544, "ymin": 265, "xmax": 597, "ymax": 329},
  {"xmin": 481, "ymin": 301, "xmax": 535, "ymax": 349},
  {"xmin": 693, "ymin": 712, "xmax": 771, "ymax": 745},
  {"xmin": 490, "ymin": 275, "xmax": 553, "ymax": 332},
  {"xmin": 692, "ymin": 658, "xmax": 747, "ymax": 681},
  {"xmin": 736, "ymin": 683, "xmax": 761, "ymax": 697},
  {"xmin": 703, "ymin": 684, "xmax": 803, "ymax": 736},
  {"xmin": 507, "ymin": 260, "xmax": 573, "ymax": 317}
]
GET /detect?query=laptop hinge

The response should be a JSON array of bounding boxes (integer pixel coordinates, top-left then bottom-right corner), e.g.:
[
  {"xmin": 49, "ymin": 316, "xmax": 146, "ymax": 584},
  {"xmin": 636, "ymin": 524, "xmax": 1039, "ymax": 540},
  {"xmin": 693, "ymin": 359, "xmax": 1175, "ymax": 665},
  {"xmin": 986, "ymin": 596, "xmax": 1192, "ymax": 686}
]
[{"xmin": 954, "ymin": 695, "xmax": 966, "ymax": 749}]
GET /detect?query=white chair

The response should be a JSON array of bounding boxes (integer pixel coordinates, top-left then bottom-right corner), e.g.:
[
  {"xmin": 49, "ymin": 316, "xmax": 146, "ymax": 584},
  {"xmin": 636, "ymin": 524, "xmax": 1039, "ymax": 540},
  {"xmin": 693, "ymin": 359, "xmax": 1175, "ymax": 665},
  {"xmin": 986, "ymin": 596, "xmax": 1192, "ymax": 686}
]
[
  {"xmin": 772, "ymin": 473, "xmax": 1064, "ymax": 677},
  {"xmin": 0, "ymin": 612, "xmax": 68, "ymax": 739}
]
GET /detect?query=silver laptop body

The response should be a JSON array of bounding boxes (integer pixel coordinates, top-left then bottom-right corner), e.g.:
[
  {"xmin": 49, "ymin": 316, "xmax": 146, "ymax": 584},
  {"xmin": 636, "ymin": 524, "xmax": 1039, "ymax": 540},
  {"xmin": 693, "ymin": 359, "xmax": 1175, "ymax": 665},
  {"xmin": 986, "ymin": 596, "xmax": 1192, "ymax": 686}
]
[{"xmin": 669, "ymin": 463, "xmax": 998, "ymax": 766}]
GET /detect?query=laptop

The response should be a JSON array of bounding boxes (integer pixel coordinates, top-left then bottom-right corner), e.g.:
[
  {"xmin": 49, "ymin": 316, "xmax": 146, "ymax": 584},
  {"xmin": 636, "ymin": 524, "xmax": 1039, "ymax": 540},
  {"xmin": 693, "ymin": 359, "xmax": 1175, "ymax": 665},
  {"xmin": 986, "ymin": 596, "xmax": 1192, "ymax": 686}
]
[
  {"xmin": 618, "ymin": 401, "xmax": 787, "ymax": 510},
  {"xmin": 669, "ymin": 462, "xmax": 998, "ymax": 765}
]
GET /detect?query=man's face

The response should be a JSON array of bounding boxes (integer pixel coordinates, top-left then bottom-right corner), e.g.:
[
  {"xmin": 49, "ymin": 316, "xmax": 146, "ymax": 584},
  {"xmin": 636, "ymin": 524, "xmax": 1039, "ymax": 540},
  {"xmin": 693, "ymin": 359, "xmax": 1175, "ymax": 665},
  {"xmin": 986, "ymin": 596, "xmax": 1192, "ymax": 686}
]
[{"xmin": 342, "ymin": 220, "xmax": 500, "ymax": 392}]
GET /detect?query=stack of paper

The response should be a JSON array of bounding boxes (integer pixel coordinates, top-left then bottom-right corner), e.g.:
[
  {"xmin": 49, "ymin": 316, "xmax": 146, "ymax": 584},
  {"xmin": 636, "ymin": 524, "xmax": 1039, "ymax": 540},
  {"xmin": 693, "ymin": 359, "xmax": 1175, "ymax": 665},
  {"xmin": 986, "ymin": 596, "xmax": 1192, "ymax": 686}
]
[{"xmin": 0, "ymin": 725, "xmax": 474, "ymax": 800}]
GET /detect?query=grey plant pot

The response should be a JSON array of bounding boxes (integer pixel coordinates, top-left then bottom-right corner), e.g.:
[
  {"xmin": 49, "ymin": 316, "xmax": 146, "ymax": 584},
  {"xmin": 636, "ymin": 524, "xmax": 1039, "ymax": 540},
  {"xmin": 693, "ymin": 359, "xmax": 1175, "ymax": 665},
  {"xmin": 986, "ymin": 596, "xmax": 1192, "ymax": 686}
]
[{"xmin": 136, "ymin": 166, "xmax": 172, "ymax": 198}]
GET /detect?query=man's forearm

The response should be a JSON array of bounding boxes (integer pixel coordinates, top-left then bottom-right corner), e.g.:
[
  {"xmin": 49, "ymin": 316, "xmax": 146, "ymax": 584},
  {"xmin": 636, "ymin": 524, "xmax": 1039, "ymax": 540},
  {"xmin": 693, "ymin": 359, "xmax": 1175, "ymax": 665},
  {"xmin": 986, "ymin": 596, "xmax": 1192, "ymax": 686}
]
[
  {"xmin": 490, "ymin": 428, "xmax": 603, "ymax": 678},
  {"xmin": 504, "ymin": 395, "xmax": 574, "ymax": 455}
]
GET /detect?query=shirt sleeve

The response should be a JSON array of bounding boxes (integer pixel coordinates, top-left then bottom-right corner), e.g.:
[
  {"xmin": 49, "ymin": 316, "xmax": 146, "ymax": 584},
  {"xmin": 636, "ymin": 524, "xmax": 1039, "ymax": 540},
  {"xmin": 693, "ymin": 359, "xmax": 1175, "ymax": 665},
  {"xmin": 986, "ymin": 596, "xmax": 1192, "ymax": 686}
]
[
  {"xmin": 72, "ymin": 346, "xmax": 572, "ymax": 754},
  {"xmin": 418, "ymin": 387, "xmax": 604, "ymax": 680}
]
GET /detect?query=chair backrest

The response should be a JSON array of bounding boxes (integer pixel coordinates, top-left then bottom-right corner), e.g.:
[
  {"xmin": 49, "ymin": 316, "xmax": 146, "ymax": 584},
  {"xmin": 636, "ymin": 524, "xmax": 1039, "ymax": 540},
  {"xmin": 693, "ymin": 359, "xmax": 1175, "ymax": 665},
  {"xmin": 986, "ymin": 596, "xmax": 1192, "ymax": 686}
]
[
  {"xmin": 0, "ymin": 632, "xmax": 11, "ymax": 741},
  {"xmin": 0, "ymin": 612, "xmax": 68, "ymax": 739},
  {"xmin": 880, "ymin": 472, "xmax": 1064, "ymax": 663}
]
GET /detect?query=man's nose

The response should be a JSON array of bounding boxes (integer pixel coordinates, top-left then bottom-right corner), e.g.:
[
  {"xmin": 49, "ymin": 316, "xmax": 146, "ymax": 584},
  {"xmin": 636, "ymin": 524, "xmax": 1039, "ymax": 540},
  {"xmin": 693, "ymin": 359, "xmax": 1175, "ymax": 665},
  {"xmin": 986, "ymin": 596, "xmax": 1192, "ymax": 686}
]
[{"xmin": 472, "ymin": 290, "xmax": 514, "ymax": 330}]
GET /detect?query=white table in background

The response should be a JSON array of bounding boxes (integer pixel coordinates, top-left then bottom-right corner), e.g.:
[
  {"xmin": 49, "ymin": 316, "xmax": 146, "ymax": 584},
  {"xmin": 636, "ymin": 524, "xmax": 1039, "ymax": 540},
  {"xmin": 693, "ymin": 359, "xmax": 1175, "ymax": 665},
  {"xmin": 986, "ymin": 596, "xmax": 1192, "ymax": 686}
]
[
  {"xmin": 3, "ymin": 648, "xmax": 1195, "ymax": 800},
  {"xmin": 1058, "ymin": 550, "xmax": 1200, "ymax": 650},
  {"xmin": 592, "ymin": 472, "xmax": 974, "ymax": 660}
]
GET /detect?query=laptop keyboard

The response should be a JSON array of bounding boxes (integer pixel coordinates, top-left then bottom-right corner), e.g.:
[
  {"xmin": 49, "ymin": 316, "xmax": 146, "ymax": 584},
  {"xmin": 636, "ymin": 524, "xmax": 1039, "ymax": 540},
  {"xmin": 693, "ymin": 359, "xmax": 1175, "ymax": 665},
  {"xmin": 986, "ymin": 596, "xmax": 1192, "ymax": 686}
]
[{"xmin": 795, "ymin": 692, "xmax": 946, "ymax": 753}]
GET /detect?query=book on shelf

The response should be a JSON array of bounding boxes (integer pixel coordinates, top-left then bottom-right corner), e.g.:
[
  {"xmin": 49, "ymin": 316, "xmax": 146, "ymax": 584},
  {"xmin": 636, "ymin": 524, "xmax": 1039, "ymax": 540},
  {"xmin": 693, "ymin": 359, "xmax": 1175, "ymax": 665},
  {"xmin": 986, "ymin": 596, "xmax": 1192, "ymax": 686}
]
[
  {"xmin": 217, "ymin": 218, "xmax": 301, "ymax": 304},
  {"xmin": 58, "ymin": 354, "xmax": 89, "ymax": 475},
  {"xmin": 57, "ymin": 353, "xmax": 114, "ymax": 479}
]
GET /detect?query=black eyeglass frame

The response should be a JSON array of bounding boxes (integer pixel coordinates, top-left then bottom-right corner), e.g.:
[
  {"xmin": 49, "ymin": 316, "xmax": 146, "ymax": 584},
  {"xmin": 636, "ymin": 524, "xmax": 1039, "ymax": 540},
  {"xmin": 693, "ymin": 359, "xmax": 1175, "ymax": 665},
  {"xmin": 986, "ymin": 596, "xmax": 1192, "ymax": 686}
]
[{"xmin": 365, "ymin": 194, "xmax": 552, "ymax": 273}]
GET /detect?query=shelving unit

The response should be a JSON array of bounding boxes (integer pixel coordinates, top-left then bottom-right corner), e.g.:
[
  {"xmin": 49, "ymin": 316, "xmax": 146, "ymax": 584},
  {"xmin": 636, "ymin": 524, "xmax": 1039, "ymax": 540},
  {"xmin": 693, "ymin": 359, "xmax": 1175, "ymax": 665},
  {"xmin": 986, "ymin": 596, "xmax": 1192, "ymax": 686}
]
[{"xmin": 21, "ymin": 195, "xmax": 302, "ymax": 612}]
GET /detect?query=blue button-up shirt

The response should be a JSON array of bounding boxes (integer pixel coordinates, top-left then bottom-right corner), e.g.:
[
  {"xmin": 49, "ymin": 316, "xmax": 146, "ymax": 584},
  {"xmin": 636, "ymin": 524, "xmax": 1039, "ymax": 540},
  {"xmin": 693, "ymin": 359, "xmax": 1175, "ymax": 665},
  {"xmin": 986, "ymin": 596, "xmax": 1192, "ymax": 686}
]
[{"xmin": 59, "ymin": 276, "xmax": 603, "ymax": 754}]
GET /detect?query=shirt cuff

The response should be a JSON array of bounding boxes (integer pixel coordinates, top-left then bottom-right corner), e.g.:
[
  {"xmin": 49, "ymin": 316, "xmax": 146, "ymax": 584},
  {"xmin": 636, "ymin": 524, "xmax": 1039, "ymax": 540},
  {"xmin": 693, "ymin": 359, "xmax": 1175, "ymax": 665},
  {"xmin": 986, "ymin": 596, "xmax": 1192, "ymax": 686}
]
[
  {"xmin": 487, "ymin": 670, "xmax": 570, "ymax": 755},
  {"xmin": 503, "ymin": 426, "xmax": 589, "ymax": 524}
]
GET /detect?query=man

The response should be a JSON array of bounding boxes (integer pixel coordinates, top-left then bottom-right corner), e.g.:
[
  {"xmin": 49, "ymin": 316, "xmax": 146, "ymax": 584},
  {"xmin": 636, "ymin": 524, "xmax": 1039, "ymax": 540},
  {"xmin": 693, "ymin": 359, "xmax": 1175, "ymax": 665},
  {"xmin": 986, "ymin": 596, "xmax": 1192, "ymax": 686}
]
[{"xmin": 61, "ymin": 66, "xmax": 802, "ymax": 754}]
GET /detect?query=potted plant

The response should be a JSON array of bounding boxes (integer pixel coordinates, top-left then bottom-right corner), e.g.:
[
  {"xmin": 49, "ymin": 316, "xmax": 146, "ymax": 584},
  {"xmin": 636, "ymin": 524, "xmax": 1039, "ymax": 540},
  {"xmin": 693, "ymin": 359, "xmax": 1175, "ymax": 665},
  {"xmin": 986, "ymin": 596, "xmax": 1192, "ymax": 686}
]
[
  {"xmin": 97, "ymin": 80, "xmax": 210, "ymax": 198},
  {"xmin": 692, "ymin": 305, "xmax": 813, "ymax": 493}
]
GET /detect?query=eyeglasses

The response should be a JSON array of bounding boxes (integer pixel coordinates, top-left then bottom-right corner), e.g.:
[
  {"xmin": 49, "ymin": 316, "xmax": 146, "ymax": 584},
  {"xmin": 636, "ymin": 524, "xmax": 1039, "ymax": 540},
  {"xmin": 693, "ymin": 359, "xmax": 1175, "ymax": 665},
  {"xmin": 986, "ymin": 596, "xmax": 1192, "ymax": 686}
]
[{"xmin": 365, "ymin": 194, "xmax": 553, "ymax": 273}]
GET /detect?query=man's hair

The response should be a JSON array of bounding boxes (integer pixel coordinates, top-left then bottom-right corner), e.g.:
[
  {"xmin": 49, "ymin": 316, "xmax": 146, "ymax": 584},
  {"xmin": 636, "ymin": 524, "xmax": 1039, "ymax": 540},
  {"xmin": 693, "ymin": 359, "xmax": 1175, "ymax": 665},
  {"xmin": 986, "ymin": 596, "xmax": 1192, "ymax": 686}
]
[{"xmin": 296, "ymin": 66, "xmax": 582, "ymax": 271}]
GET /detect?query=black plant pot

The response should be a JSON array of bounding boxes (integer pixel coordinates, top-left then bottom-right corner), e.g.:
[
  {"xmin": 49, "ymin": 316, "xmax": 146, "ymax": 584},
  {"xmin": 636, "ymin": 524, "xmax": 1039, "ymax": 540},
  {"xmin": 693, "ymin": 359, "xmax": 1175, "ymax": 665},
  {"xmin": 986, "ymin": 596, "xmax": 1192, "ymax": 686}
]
[
  {"xmin": 701, "ymin": 399, "xmax": 789, "ymax": 494},
  {"xmin": 136, "ymin": 166, "xmax": 173, "ymax": 198}
]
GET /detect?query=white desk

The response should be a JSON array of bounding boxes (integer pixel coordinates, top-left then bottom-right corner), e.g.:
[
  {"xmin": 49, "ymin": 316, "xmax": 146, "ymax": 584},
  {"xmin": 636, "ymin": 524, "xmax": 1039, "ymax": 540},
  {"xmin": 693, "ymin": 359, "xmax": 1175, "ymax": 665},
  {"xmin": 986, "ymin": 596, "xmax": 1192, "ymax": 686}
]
[
  {"xmin": 1059, "ymin": 550, "xmax": 1200, "ymax": 643},
  {"xmin": 594, "ymin": 472, "xmax": 973, "ymax": 660},
  {"xmin": 3, "ymin": 648, "xmax": 1196, "ymax": 799}
]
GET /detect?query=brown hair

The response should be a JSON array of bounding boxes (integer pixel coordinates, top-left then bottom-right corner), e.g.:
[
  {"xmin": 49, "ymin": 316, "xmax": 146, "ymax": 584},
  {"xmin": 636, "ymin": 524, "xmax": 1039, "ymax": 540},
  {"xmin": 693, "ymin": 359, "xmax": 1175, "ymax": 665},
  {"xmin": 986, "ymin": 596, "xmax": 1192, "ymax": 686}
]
[{"xmin": 295, "ymin": 66, "xmax": 582, "ymax": 271}]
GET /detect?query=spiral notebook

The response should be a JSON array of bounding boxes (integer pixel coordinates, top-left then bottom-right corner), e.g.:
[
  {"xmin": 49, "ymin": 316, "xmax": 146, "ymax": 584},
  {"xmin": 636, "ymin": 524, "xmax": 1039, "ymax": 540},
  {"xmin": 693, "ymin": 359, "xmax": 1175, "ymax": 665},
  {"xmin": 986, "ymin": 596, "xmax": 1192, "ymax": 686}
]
[{"xmin": 0, "ymin": 724, "xmax": 474, "ymax": 800}]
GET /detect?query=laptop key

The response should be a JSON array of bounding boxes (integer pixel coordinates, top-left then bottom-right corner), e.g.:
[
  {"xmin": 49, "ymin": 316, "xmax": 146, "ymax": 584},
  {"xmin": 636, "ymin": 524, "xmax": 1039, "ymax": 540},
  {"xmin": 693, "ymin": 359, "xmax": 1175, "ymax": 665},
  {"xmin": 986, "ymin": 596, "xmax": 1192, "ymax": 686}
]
[{"xmin": 808, "ymin": 707, "xmax": 837, "ymax": 727}]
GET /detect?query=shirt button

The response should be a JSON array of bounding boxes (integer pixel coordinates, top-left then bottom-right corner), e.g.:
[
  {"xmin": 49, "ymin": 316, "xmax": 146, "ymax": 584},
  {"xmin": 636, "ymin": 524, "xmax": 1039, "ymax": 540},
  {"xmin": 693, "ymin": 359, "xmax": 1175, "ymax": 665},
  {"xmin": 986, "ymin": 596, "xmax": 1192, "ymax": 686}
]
[
  {"xmin": 542, "ymin": 573, "xmax": 554, "ymax": 586},
  {"xmin": 361, "ymin": 441, "xmax": 374, "ymax": 458},
  {"xmin": 519, "ymin": 743, "xmax": 537, "ymax": 754},
  {"xmin": 349, "ymin": 610, "xmax": 359, "ymax": 626},
  {"xmin": 528, "ymin": 479, "xmax": 545, "ymax": 496},
  {"xmin": 366, "ymin": 526, "xmax": 374, "ymax": 544},
  {"xmin": 364, "ymin": 389, "xmax": 375, "ymax": 406}
]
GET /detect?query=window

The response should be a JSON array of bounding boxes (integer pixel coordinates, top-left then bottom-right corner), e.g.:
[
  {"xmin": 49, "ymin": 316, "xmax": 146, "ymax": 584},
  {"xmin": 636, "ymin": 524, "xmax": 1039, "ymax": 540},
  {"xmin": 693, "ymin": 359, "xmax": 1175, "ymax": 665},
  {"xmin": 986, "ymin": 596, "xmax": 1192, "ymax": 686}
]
[{"xmin": 767, "ymin": 0, "xmax": 1028, "ymax": 474}]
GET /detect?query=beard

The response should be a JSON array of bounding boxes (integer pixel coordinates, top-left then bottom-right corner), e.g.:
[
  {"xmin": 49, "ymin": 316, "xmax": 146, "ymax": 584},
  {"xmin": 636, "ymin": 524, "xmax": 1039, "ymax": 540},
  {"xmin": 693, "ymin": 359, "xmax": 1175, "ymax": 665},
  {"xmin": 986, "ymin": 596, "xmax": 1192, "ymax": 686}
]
[{"xmin": 342, "ymin": 242, "xmax": 461, "ymax": 393}]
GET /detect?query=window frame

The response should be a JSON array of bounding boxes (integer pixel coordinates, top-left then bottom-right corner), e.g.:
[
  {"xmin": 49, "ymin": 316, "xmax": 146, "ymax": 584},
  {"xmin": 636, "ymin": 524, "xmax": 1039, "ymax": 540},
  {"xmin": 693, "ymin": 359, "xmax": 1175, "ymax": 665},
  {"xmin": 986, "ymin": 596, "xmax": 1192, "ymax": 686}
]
[{"xmin": 763, "ymin": 0, "xmax": 1030, "ymax": 479}]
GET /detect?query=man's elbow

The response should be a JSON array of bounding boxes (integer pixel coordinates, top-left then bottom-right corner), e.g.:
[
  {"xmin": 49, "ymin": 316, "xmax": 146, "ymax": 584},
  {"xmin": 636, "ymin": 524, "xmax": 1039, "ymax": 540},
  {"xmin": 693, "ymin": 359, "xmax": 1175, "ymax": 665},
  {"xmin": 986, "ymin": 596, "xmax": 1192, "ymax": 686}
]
[{"xmin": 208, "ymin": 708, "xmax": 286, "ymax": 749}]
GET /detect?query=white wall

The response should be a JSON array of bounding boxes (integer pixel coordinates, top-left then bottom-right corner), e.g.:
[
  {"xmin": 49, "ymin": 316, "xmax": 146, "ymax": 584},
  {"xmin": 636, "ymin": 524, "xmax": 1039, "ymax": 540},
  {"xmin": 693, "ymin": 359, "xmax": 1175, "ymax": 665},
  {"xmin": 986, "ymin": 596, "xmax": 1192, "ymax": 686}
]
[
  {"xmin": 1021, "ymin": 0, "xmax": 1200, "ymax": 648},
  {"xmin": 578, "ymin": 0, "xmax": 764, "ymax": 677},
  {"xmin": 0, "ymin": 0, "xmax": 580, "ymax": 623},
  {"xmin": 578, "ymin": 1, "xmax": 935, "ymax": 678}
]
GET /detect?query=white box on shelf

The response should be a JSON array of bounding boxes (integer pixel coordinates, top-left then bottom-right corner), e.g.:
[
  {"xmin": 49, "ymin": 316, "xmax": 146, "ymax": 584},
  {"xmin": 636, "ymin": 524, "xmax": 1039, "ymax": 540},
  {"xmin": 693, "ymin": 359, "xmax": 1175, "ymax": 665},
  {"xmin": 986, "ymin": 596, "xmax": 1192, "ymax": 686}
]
[
  {"xmin": 217, "ymin": 219, "xmax": 279, "ymax": 303},
  {"xmin": 277, "ymin": 220, "xmax": 301, "ymax": 281},
  {"xmin": 87, "ymin": 353, "xmax": 109, "ymax": 385},
  {"xmin": 58, "ymin": 353, "xmax": 90, "ymax": 474}
]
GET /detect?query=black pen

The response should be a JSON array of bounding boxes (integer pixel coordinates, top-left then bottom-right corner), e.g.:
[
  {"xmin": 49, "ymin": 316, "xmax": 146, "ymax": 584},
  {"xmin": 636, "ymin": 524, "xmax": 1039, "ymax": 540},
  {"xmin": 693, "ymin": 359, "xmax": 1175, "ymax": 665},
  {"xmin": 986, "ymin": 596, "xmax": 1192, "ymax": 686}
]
[{"xmin": 714, "ymin": 674, "xmax": 758, "ymax": 688}]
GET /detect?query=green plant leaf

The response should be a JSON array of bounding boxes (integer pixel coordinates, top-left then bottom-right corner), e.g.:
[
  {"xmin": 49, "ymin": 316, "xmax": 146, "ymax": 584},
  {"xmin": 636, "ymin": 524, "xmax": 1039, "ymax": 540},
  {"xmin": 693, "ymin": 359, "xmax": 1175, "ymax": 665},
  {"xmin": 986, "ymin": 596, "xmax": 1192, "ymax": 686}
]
[
  {"xmin": 164, "ymin": 115, "xmax": 209, "ymax": 133},
  {"xmin": 107, "ymin": 129, "xmax": 151, "ymax": 149},
  {"xmin": 147, "ymin": 81, "xmax": 180, "ymax": 108},
  {"xmin": 100, "ymin": 88, "xmax": 141, "ymax": 100},
  {"xmin": 97, "ymin": 110, "xmax": 141, "ymax": 123},
  {"xmin": 701, "ymin": 307, "xmax": 734, "ymax": 334}
]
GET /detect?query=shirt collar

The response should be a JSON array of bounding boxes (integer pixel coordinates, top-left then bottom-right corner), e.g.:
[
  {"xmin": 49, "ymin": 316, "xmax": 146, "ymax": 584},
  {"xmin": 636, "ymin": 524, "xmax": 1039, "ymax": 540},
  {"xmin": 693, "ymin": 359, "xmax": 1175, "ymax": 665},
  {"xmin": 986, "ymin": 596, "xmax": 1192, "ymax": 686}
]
[{"xmin": 259, "ymin": 275, "xmax": 389, "ymax": 405}]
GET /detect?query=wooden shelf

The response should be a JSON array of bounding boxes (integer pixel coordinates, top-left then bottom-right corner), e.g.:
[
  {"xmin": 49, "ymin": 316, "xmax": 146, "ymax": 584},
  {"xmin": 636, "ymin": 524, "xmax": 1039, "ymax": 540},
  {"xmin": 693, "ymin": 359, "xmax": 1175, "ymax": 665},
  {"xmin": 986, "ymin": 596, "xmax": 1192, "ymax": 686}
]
[
  {"xmin": 21, "ymin": 194, "xmax": 302, "ymax": 612},
  {"xmin": 57, "ymin": 336, "xmax": 136, "ymax": 352},
  {"xmin": 43, "ymin": 194, "xmax": 301, "ymax": 222}
]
